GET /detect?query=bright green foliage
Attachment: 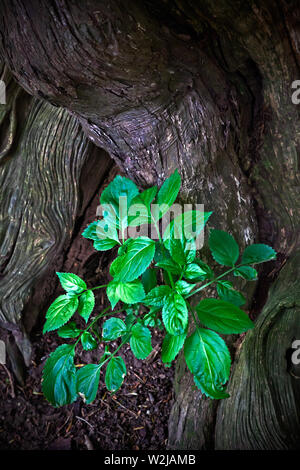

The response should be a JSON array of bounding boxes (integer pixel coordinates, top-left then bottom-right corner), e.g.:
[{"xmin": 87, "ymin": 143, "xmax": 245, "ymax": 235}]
[
  {"xmin": 141, "ymin": 268, "xmax": 157, "ymax": 294},
  {"xmin": 42, "ymin": 169, "xmax": 277, "ymax": 406},
  {"xmin": 241, "ymin": 244, "xmax": 277, "ymax": 264},
  {"xmin": 163, "ymin": 210, "xmax": 212, "ymax": 242},
  {"xmin": 105, "ymin": 356, "xmax": 126, "ymax": 392},
  {"xmin": 58, "ymin": 321, "xmax": 81, "ymax": 338},
  {"xmin": 184, "ymin": 329, "xmax": 230, "ymax": 399},
  {"xmin": 43, "ymin": 295, "xmax": 78, "ymax": 333},
  {"xmin": 184, "ymin": 263, "xmax": 206, "ymax": 280},
  {"xmin": 110, "ymin": 237, "xmax": 155, "ymax": 282},
  {"xmin": 154, "ymin": 169, "xmax": 181, "ymax": 219},
  {"xmin": 216, "ymin": 280, "xmax": 246, "ymax": 307},
  {"xmin": 175, "ymin": 280, "xmax": 195, "ymax": 296},
  {"xmin": 57, "ymin": 272, "xmax": 87, "ymax": 294},
  {"xmin": 101, "ymin": 175, "xmax": 139, "ymax": 232},
  {"xmin": 209, "ymin": 229, "xmax": 239, "ymax": 266},
  {"xmin": 103, "ymin": 318, "xmax": 127, "ymax": 341},
  {"xmin": 144, "ymin": 285, "xmax": 172, "ymax": 308},
  {"xmin": 82, "ymin": 220, "xmax": 119, "ymax": 251},
  {"xmin": 194, "ymin": 259, "xmax": 214, "ymax": 280},
  {"xmin": 130, "ymin": 323, "xmax": 152, "ymax": 359},
  {"xmin": 78, "ymin": 290, "xmax": 95, "ymax": 323},
  {"xmin": 234, "ymin": 266, "xmax": 258, "ymax": 280},
  {"xmin": 76, "ymin": 364, "xmax": 101, "ymax": 404},
  {"xmin": 196, "ymin": 298, "xmax": 254, "ymax": 334},
  {"xmin": 81, "ymin": 331, "xmax": 98, "ymax": 350},
  {"xmin": 107, "ymin": 279, "xmax": 145, "ymax": 309},
  {"xmin": 162, "ymin": 331, "xmax": 187, "ymax": 363},
  {"xmin": 162, "ymin": 292, "xmax": 188, "ymax": 335},
  {"xmin": 42, "ymin": 344, "xmax": 77, "ymax": 407}
]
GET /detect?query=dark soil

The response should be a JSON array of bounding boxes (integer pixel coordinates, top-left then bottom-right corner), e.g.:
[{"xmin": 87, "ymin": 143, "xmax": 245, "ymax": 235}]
[
  {"xmin": 0, "ymin": 166, "xmax": 175, "ymax": 451},
  {"xmin": 0, "ymin": 325, "xmax": 174, "ymax": 450}
]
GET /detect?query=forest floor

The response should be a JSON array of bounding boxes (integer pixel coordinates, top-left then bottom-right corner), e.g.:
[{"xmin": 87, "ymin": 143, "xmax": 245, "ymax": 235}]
[
  {"xmin": 0, "ymin": 165, "xmax": 175, "ymax": 450},
  {"xmin": 0, "ymin": 325, "xmax": 174, "ymax": 450}
]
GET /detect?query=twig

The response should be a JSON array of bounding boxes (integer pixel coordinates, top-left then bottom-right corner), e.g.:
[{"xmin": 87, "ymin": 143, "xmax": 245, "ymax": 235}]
[
  {"xmin": 112, "ymin": 397, "xmax": 138, "ymax": 418},
  {"xmin": 76, "ymin": 416, "xmax": 94, "ymax": 428}
]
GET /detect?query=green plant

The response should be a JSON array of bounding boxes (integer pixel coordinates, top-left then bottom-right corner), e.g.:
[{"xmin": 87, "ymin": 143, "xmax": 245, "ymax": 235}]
[{"xmin": 42, "ymin": 170, "xmax": 277, "ymax": 406}]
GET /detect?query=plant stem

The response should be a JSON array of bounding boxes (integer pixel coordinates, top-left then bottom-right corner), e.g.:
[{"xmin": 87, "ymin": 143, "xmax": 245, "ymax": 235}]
[
  {"xmin": 186, "ymin": 299, "xmax": 201, "ymax": 329},
  {"xmin": 89, "ymin": 284, "xmax": 108, "ymax": 292},
  {"xmin": 185, "ymin": 266, "xmax": 238, "ymax": 299},
  {"xmin": 151, "ymin": 213, "xmax": 162, "ymax": 243},
  {"xmin": 98, "ymin": 338, "xmax": 128, "ymax": 369},
  {"xmin": 166, "ymin": 269, "xmax": 175, "ymax": 289},
  {"xmin": 74, "ymin": 307, "xmax": 126, "ymax": 347},
  {"xmin": 150, "ymin": 213, "xmax": 176, "ymax": 288}
]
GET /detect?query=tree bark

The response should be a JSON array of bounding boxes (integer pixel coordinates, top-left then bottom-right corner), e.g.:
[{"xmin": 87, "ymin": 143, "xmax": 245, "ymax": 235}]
[
  {"xmin": 0, "ymin": 61, "xmax": 112, "ymax": 373},
  {"xmin": 0, "ymin": 0, "xmax": 299, "ymax": 449}
]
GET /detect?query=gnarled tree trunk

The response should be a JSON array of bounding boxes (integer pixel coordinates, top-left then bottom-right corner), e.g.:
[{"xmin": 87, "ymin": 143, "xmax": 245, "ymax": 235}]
[{"xmin": 0, "ymin": 0, "xmax": 299, "ymax": 449}]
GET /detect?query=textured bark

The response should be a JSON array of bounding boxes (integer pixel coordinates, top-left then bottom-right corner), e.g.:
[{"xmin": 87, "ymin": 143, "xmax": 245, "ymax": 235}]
[
  {"xmin": 0, "ymin": 63, "xmax": 112, "ymax": 368},
  {"xmin": 0, "ymin": 0, "xmax": 299, "ymax": 449},
  {"xmin": 215, "ymin": 250, "xmax": 300, "ymax": 449}
]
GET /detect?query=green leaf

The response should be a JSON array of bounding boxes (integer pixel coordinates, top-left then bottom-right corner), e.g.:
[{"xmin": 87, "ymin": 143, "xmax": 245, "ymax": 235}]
[
  {"xmin": 143, "ymin": 285, "xmax": 172, "ymax": 308},
  {"xmin": 125, "ymin": 308, "xmax": 137, "ymax": 330},
  {"xmin": 166, "ymin": 231, "xmax": 196, "ymax": 267},
  {"xmin": 234, "ymin": 266, "xmax": 258, "ymax": 280},
  {"xmin": 209, "ymin": 229, "xmax": 239, "ymax": 267},
  {"xmin": 193, "ymin": 259, "xmax": 214, "ymax": 280},
  {"xmin": 107, "ymin": 279, "xmax": 145, "ymax": 309},
  {"xmin": 143, "ymin": 308, "xmax": 161, "ymax": 327},
  {"xmin": 82, "ymin": 220, "xmax": 119, "ymax": 249},
  {"xmin": 101, "ymin": 175, "xmax": 139, "ymax": 208},
  {"xmin": 57, "ymin": 321, "xmax": 81, "ymax": 339},
  {"xmin": 163, "ymin": 210, "xmax": 212, "ymax": 242},
  {"xmin": 117, "ymin": 237, "xmax": 132, "ymax": 256},
  {"xmin": 184, "ymin": 329, "xmax": 230, "ymax": 399},
  {"xmin": 56, "ymin": 272, "xmax": 87, "ymax": 294},
  {"xmin": 196, "ymin": 298, "xmax": 254, "ymax": 334},
  {"xmin": 82, "ymin": 221, "xmax": 99, "ymax": 240},
  {"xmin": 93, "ymin": 238, "xmax": 119, "ymax": 251},
  {"xmin": 42, "ymin": 344, "xmax": 77, "ymax": 407},
  {"xmin": 241, "ymin": 244, "xmax": 276, "ymax": 265},
  {"xmin": 193, "ymin": 374, "xmax": 229, "ymax": 399},
  {"xmin": 161, "ymin": 331, "xmax": 187, "ymax": 363},
  {"xmin": 130, "ymin": 323, "xmax": 152, "ymax": 359},
  {"xmin": 184, "ymin": 263, "xmax": 207, "ymax": 280},
  {"xmin": 154, "ymin": 241, "xmax": 182, "ymax": 274},
  {"xmin": 162, "ymin": 292, "xmax": 188, "ymax": 335},
  {"xmin": 169, "ymin": 237, "xmax": 187, "ymax": 267},
  {"xmin": 141, "ymin": 268, "xmax": 157, "ymax": 294},
  {"xmin": 175, "ymin": 280, "xmax": 195, "ymax": 296},
  {"xmin": 106, "ymin": 283, "xmax": 119, "ymax": 310},
  {"xmin": 110, "ymin": 237, "xmax": 155, "ymax": 282},
  {"xmin": 105, "ymin": 356, "xmax": 126, "ymax": 392},
  {"xmin": 155, "ymin": 259, "xmax": 182, "ymax": 275},
  {"xmin": 96, "ymin": 219, "xmax": 119, "ymax": 242},
  {"xmin": 103, "ymin": 318, "xmax": 127, "ymax": 341},
  {"xmin": 43, "ymin": 295, "xmax": 79, "ymax": 333},
  {"xmin": 78, "ymin": 290, "xmax": 95, "ymax": 323},
  {"xmin": 81, "ymin": 331, "xmax": 98, "ymax": 351},
  {"xmin": 76, "ymin": 364, "xmax": 101, "ymax": 404},
  {"xmin": 138, "ymin": 186, "xmax": 158, "ymax": 207},
  {"xmin": 216, "ymin": 281, "xmax": 246, "ymax": 307},
  {"xmin": 153, "ymin": 169, "xmax": 181, "ymax": 220},
  {"xmin": 100, "ymin": 175, "xmax": 139, "ymax": 231},
  {"xmin": 129, "ymin": 186, "xmax": 158, "ymax": 226}
]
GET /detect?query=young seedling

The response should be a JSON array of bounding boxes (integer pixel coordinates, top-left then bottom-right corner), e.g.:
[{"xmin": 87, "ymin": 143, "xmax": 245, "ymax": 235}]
[{"xmin": 42, "ymin": 170, "xmax": 277, "ymax": 406}]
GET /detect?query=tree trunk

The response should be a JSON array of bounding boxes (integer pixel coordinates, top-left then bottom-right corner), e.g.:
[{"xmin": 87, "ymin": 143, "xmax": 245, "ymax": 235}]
[
  {"xmin": 0, "ymin": 61, "xmax": 112, "ymax": 376},
  {"xmin": 0, "ymin": 0, "xmax": 299, "ymax": 449}
]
